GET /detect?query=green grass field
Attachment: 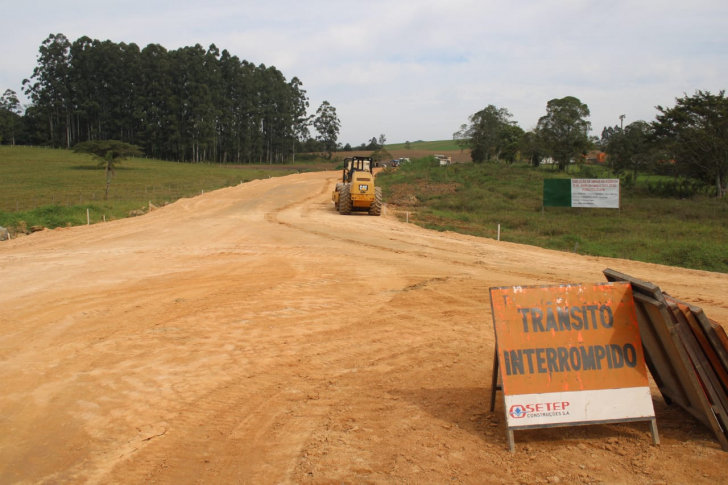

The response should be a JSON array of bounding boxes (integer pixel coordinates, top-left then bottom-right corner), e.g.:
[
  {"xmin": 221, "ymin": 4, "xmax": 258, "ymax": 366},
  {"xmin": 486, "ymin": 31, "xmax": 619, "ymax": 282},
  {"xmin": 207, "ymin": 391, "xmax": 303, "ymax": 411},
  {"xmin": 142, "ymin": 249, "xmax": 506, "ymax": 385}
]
[
  {"xmin": 377, "ymin": 158, "xmax": 728, "ymax": 273},
  {"xmin": 5, "ymin": 146, "xmax": 727, "ymax": 273},
  {"xmin": 0, "ymin": 146, "xmax": 325, "ymax": 230}
]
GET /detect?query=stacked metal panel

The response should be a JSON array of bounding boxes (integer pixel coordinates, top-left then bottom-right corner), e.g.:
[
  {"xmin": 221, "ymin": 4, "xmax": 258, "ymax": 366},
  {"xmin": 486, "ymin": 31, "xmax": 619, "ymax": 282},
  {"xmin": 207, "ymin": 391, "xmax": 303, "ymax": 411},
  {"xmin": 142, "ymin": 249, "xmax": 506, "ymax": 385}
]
[{"xmin": 603, "ymin": 269, "xmax": 728, "ymax": 451}]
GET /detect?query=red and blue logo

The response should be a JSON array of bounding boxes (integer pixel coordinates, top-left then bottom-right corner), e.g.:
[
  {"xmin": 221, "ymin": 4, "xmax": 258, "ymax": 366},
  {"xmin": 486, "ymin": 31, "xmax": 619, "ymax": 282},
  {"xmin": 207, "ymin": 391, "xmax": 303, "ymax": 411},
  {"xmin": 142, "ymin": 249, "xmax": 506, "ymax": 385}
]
[
  {"xmin": 508, "ymin": 401, "xmax": 570, "ymax": 419},
  {"xmin": 509, "ymin": 405, "xmax": 528, "ymax": 419}
]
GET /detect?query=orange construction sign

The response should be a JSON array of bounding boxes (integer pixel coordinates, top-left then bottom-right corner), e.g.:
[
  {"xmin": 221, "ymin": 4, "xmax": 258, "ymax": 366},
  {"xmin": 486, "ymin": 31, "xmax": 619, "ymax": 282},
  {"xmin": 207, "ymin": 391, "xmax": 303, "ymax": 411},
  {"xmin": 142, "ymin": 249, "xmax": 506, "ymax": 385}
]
[
  {"xmin": 489, "ymin": 282, "xmax": 657, "ymax": 451},
  {"xmin": 490, "ymin": 282, "xmax": 649, "ymax": 396}
]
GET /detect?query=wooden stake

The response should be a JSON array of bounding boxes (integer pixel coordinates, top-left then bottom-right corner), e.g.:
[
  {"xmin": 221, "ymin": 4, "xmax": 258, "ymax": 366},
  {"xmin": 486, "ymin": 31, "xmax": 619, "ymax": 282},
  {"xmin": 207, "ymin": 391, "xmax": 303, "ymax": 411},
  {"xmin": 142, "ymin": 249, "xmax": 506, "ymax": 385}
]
[
  {"xmin": 497, "ymin": 224, "xmax": 501, "ymax": 241},
  {"xmin": 87, "ymin": 208, "xmax": 90, "ymax": 225}
]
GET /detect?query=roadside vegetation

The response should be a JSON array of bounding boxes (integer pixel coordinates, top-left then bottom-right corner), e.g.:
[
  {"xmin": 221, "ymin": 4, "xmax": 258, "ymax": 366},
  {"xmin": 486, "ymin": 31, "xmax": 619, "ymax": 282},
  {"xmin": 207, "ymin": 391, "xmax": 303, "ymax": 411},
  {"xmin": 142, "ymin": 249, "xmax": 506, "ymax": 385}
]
[
  {"xmin": 453, "ymin": 91, "xmax": 728, "ymax": 199},
  {"xmin": 0, "ymin": 146, "xmax": 331, "ymax": 232},
  {"xmin": 377, "ymin": 157, "xmax": 728, "ymax": 273},
  {"xmin": 381, "ymin": 140, "xmax": 462, "ymax": 152}
]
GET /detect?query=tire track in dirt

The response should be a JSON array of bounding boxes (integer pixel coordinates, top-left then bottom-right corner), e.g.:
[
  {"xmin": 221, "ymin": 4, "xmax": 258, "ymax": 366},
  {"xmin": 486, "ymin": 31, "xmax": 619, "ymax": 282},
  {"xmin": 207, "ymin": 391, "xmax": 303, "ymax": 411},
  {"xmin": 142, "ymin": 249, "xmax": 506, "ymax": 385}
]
[
  {"xmin": 260, "ymin": 174, "xmax": 598, "ymax": 289},
  {"xmin": 2, "ymin": 171, "xmax": 728, "ymax": 484}
]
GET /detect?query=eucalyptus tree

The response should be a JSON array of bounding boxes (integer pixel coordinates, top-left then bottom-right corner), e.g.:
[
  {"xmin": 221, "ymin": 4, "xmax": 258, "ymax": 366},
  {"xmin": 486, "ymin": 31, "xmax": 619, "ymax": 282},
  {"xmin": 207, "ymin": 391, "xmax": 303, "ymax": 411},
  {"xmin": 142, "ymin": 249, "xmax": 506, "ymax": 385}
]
[
  {"xmin": 23, "ymin": 33, "xmax": 72, "ymax": 147},
  {"xmin": 0, "ymin": 89, "xmax": 22, "ymax": 145},
  {"xmin": 68, "ymin": 36, "xmax": 104, "ymax": 141},
  {"xmin": 137, "ymin": 43, "xmax": 177, "ymax": 159},
  {"xmin": 288, "ymin": 77, "xmax": 311, "ymax": 163},
  {"xmin": 216, "ymin": 49, "xmax": 238, "ymax": 163},
  {"xmin": 173, "ymin": 44, "xmax": 217, "ymax": 162},
  {"xmin": 23, "ymin": 33, "xmax": 312, "ymax": 164},
  {"xmin": 313, "ymin": 101, "xmax": 340, "ymax": 159}
]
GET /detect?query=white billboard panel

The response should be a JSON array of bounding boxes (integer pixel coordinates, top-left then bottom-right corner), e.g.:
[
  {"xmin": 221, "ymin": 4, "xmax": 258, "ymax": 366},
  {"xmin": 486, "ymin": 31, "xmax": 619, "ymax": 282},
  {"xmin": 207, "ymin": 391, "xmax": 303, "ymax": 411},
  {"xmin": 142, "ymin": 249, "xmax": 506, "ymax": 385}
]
[{"xmin": 571, "ymin": 179, "xmax": 620, "ymax": 208}]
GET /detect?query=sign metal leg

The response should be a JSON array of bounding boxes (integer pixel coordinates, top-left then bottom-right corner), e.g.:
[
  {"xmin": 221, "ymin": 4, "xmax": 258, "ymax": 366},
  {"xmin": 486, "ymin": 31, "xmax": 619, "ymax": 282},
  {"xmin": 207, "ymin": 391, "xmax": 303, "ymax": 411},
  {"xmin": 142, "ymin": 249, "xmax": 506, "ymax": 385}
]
[
  {"xmin": 650, "ymin": 418, "xmax": 660, "ymax": 445},
  {"xmin": 490, "ymin": 346, "xmax": 499, "ymax": 412},
  {"xmin": 507, "ymin": 429, "xmax": 515, "ymax": 453}
]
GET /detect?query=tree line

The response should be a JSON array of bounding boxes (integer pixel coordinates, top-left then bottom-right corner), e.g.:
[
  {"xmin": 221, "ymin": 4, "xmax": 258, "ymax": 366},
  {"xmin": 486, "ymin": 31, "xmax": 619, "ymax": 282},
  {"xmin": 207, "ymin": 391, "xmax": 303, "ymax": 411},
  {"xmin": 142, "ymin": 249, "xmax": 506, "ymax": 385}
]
[
  {"xmin": 455, "ymin": 92, "xmax": 728, "ymax": 198},
  {"xmin": 0, "ymin": 34, "xmax": 343, "ymax": 164}
]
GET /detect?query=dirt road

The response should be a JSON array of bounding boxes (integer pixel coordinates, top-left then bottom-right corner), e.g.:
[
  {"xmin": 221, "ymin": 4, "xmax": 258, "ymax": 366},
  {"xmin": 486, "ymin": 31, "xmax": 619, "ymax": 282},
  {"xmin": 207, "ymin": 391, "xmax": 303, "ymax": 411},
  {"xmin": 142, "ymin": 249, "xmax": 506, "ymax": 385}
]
[{"xmin": 1, "ymin": 171, "xmax": 727, "ymax": 484}]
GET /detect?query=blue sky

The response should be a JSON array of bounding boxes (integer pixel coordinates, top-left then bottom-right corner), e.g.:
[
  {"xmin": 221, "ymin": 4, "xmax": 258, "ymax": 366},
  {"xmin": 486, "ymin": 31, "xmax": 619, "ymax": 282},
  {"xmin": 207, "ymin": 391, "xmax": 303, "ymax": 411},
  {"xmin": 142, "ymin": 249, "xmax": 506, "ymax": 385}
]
[{"xmin": 2, "ymin": 0, "xmax": 727, "ymax": 145}]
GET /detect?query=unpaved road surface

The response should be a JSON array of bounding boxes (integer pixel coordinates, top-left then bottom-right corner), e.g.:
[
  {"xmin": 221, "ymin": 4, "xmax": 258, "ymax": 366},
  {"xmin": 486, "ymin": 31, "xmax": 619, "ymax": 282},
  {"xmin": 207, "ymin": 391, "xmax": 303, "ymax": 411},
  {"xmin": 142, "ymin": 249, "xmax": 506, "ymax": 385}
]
[{"xmin": 2, "ymin": 171, "xmax": 727, "ymax": 484}]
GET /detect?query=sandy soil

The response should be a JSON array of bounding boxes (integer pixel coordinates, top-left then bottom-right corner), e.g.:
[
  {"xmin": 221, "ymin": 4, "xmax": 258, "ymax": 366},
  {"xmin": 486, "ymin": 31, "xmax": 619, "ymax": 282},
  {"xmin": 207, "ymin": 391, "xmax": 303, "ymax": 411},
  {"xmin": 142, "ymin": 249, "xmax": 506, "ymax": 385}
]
[{"xmin": 1, "ymin": 170, "xmax": 727, "ymax": 484}]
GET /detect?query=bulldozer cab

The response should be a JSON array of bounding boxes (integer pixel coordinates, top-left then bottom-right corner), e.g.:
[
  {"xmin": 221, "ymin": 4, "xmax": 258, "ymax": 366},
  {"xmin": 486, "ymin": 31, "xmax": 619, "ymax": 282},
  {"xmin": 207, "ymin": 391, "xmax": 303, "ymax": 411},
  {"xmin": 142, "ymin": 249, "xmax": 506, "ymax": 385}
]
[{"xmin": 343, "ymin": 156, "xmax": 373, "ymax": 183}]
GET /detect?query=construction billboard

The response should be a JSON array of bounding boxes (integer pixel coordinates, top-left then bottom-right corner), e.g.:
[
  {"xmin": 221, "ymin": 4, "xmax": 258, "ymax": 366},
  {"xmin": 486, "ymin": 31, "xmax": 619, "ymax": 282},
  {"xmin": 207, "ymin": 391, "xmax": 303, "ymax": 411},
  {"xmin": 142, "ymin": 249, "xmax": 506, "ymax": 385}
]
[{"xmin": 543, "ymin": 179, "xmax": 620, "ymax": 209}]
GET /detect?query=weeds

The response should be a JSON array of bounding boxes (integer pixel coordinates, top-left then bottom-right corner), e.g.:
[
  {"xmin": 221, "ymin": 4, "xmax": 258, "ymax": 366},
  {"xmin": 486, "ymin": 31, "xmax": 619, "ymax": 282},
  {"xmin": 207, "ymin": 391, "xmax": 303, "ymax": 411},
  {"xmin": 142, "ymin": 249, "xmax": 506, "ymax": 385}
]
[{"xmin": 377, "ymin": 159, "xmax": 728, "ymax": 273}]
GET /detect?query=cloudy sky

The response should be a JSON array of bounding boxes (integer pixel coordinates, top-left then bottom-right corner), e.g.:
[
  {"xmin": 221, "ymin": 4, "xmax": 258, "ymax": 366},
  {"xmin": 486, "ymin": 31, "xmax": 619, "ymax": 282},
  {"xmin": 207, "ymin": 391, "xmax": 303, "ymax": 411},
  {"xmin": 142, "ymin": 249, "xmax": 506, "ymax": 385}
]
[{"xmin": 2, "ymin": 0, "xmax": 727, "ymax": 145}]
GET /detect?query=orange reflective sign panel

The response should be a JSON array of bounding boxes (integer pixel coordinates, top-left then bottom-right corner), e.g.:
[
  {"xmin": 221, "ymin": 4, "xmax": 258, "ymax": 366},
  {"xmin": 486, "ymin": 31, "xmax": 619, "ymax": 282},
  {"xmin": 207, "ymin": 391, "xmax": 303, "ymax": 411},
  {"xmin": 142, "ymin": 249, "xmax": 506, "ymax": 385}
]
[{"xmin": 490, "ymin": 282, "xmax": 648, "ymax": 396}]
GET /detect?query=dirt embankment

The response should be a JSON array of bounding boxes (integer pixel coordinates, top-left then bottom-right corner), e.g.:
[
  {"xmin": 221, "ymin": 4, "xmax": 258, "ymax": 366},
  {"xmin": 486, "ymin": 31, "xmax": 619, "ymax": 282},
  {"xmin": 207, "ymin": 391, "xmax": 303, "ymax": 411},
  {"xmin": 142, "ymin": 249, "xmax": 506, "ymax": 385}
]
[{"xmin": 1, "ymin": 170, "xmax": 726, "ymax": 484}]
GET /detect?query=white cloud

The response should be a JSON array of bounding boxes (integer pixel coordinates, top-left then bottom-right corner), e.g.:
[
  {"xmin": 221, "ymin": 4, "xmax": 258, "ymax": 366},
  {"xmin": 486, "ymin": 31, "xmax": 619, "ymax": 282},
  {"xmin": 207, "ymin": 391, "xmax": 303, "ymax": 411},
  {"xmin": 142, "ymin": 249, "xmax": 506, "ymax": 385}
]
[{"xmin": 1, "ymin": 0, "xmax": 727, "ymax": 144}]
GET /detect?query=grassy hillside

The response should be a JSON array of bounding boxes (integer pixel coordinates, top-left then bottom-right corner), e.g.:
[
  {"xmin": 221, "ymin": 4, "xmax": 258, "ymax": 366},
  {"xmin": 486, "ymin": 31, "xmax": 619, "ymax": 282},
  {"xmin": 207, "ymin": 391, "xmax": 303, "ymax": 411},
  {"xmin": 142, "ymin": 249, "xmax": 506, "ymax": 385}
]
[
  {"xmin": 339, "ymin": 139, "xmax": 470, "ymax": 163},
  {"xmin": 385, "ymin": 140, "xmax": 462, "ymax": 151},
  {"xmin": 377, "ymin": 158, "xmax": 728, "ymax": 273},
  {"xmin": 0, "ymin": 146, "xmax": 323, "ymax": 230}
]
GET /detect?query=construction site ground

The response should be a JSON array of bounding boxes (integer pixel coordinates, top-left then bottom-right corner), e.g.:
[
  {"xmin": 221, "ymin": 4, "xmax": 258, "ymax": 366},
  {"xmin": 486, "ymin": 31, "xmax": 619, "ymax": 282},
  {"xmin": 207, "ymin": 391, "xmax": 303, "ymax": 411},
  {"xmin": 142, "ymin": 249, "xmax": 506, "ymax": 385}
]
[{"xmin": 1, "ymin": 170, "xmax": 727, "ymax": 484}]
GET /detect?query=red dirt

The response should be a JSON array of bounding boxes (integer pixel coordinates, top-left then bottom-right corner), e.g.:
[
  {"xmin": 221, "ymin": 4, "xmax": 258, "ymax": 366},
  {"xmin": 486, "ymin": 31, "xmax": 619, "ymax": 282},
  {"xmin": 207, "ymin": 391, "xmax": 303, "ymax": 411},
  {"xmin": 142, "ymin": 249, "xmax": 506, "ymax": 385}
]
[{"xmin": 1, "ymin": 170, "xmax": 727, "ymax": 484}]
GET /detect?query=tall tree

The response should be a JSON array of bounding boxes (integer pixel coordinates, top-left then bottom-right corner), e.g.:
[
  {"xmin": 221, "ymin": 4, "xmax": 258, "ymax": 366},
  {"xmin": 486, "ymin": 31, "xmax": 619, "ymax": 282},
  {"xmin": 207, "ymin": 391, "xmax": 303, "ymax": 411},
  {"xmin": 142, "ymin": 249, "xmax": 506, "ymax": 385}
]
[
  {"xmin": 0, "ymin": 89, "xmax": 22, "ymax": 145},
  {"xmin": 599, "ymin": 125, "xmax": 620, "ymax": 151},
  {"xmin": 288, "ymin": 77, "xmax": 311, "ymax": 164},
  {"xmin": 313, "ymin": 101, "xmax": 340, "ymax": 159},
  {"xmin": 519, "ymin": 130, "xmax": 544, "ymax": 167},
  {"xmin": 605, "ymin": 121, "xmax": 654, "ymax": 181},
  {"xmin": 536, "ymin": 96, "xmax": 591, "ymax": 171},
  {"xmin": 23, "ymin": 33, "xmax": 72, "ymax": 147},
  {"xmin": 652, "ymin": 90, "xmax": 728, "ymax": 198},
  {"xmin": 22, "ymin": 34, "xmax": 312, "ymax": 164},
  {"xmin": 499, "ymin": 124, "xmax": 525, "ymax": 164},
  {"xmin": 454, "ymin": 105, "xmax": 520, "ymax": 163}
]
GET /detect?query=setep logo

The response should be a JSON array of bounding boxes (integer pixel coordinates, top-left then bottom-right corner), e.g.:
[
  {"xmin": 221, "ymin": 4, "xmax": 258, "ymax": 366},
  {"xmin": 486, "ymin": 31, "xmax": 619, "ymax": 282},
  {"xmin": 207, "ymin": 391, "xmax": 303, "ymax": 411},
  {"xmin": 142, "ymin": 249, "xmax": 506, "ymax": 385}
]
[
  {"xmin": 508, "ymin": 401, "xmax": 570, "ymax": 418},
  {"xmin": 509, "ymin": 405, "xmax": 528, "ymax": 419}
]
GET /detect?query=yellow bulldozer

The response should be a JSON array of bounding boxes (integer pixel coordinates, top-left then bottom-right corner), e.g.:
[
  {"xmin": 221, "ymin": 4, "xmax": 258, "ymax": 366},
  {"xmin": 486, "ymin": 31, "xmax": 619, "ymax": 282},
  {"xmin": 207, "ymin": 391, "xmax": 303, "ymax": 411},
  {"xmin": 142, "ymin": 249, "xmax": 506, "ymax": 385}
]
[{"xmin": 332, "ymin": 156, "xmax": 382, "ymax": 216}]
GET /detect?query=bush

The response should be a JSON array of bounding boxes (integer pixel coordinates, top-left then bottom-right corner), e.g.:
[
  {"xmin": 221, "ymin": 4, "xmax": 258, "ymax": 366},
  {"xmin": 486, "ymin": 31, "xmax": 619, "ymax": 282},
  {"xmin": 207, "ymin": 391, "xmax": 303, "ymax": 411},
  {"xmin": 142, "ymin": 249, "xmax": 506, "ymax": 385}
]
[{"xmin": 643, "ymin": 178, "xmax": 710, "ymax": 198}]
